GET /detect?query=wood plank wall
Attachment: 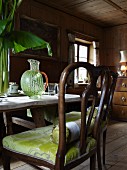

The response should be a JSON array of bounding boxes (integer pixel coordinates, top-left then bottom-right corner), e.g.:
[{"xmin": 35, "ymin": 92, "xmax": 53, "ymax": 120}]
[
  {"xmin": 10, "ymin": 0, "xmax": 103, "ymax": 86},
  {"xmin": 103, "ymin": 24, "xmax": 127, "ymax": 72}
]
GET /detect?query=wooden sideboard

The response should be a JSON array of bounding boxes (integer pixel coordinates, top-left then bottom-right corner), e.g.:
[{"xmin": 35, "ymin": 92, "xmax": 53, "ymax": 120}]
[{"xmin": 112, "ymin": 76, "xmax": 127, "ymax": 121}]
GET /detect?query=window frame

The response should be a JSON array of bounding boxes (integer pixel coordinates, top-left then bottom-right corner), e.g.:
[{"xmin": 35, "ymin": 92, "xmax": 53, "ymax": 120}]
[
  {"xmin": 75, "ymin": 40, "xmax": 90, "ymax": 63},
  {"xmin": 74, "ymin": 41, "xmax": 90, "ymax": 83}
]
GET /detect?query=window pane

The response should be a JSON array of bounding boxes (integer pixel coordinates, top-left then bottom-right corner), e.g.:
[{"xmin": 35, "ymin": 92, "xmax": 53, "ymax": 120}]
[
  {"xmin": 79, "ymin": 45, "xmax": 87, "ymax": 57},
  {"xmin": 74, "ymin": 44, "xmax": 77, "ymax": 57},
  {"xmin": 74, "ymin": 44, "xmax": 77, "ymax": 62},
  {"xmin": 74, "ymin": 42, "xmax": 89, "ymax": 83},
  {"xmin": 78, "ymin": 68, "xmax": 87, "ymax": 82},
  {"xmin": 75, "ymin": 57, "xmax": 77, "ymax": 62},
  {"xmin": 79, "ymin": 57, "xmax": 87, "ymax": 62},
  {"xmin": 74, "ymin": 70, "xmax": 78, "ymax": 83}
]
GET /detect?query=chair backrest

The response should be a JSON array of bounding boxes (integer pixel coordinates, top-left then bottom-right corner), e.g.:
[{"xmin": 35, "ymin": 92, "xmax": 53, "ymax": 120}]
[
  {"xmin": 98, "ymin": 68, "xmax": 118, "ymax": 121},
  {"xmin": 55, "ymin": 62, "xmax": 109, "ymax": 169},
  {"xmin": 106, "ymin": 70, "xmax": 118, "ymax": 115}
]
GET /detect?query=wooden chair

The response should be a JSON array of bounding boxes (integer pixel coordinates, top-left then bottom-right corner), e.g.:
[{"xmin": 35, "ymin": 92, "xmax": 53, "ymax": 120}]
[
  {"xmin": 59, "ymin": 68, "xmax": 118, "ymax": 170},
  {"xmin": 97, "ymin": 69, "xmax": 118, "ymax": 168},
  {"xmin": 2, "ymin": 62, "xmax": 109, "ymax": 170}
]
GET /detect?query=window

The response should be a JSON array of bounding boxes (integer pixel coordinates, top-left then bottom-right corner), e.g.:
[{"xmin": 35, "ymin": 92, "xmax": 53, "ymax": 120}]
[
  {"xmin": 74, "ymin": 42, "xmax": 89, "ymax": 83},
  {"xmin": 67, "ymin": 32, "xmax": 99, "ymax": 86},
  {"xmin": 74, "ymin": 39, "xmax": 94, "ymax": 84}
]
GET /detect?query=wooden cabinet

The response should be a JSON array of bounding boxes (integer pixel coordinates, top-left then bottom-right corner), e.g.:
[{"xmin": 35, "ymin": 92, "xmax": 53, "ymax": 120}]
[{"xmin": 112, "ymin": 77, "xmax": 127, "ymax": 121}]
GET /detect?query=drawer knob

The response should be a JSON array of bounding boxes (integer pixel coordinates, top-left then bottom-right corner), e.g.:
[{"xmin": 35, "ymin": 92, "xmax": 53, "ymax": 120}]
[
  {"xmin": 122, "ymin": 83, "xmax": 126, "ymax": 88},
  {"xmin": 121, "ymin": 96, "xmax": 126, "ymax": 102}
]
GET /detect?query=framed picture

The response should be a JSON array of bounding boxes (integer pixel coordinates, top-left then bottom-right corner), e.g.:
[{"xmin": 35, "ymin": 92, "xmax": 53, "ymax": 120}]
[{"xmin": 18, "ymin": 15, "xmax": 60, "ymax": 58}]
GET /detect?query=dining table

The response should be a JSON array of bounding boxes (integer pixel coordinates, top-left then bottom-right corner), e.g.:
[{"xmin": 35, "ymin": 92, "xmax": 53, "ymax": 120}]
[
  {"xmin": 0, "ymin": 94, "xmax": 81, "ymax": 151},
  {"xmin": 0, "ymin": 94, "xmax": 81, "ymax": 111}
]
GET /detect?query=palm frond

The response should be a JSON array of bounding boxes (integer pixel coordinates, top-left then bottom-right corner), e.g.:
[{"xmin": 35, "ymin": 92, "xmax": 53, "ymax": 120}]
[
  {"xmin": 6, "ymin": 30, "xmax": 52, "ymax": 56},
  {"xmin": 0, "ymin": 19, "xmax": 8, "ymax": 34}
]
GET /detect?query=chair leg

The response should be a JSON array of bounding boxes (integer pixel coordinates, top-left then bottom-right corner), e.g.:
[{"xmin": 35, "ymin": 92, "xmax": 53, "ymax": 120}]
[
  {"xmin": 0, "ymin": 114, "xmax": 6, "ymax": 153},
  {"xmin": 103, "ymin": 129, "xmax": 107, "ymax": 165},
  {"xmin": 97, "ymin": 136, "xmax": 102, "ymax": 170},
  {"xmin": 90, "ymin": 153, "xmax": 96, "ymax": 170},
  {"xmin": 2, "ymin": 151, "xmax": 11, "ymax": 170}
]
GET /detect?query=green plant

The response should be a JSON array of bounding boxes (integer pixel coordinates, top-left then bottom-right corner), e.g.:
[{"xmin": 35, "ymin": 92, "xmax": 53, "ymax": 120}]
[{"xmin": 0, "ymin": 0, "xmax": 52, "ymax": 95}]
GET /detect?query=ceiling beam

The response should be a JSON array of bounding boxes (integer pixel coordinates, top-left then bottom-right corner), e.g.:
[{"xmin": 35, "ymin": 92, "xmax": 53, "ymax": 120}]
[
  {"xmin": 65, "ymin": 0, "xmax": 95, "ymax": 8},
  {"xmin": 103, "ymin": 0, "xmax": 127, "ymax": 16}
]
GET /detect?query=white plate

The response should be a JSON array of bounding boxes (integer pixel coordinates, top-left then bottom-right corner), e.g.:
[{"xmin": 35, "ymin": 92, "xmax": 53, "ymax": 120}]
[{"xmin": 7, "ymin": 92, "xmax": 25, "ymax": 97}]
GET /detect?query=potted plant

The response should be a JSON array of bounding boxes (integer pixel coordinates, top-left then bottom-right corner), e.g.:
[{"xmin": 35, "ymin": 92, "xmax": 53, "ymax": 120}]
[{"xmin": 0, "ymin": 0, "xmax": 52, "ymax": 96}]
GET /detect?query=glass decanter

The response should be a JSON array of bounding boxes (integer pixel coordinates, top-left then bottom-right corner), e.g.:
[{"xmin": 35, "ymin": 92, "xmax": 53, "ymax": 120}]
[{"xmin": 20, "ymin": 59, "xmax": 48, "ymax": 99}]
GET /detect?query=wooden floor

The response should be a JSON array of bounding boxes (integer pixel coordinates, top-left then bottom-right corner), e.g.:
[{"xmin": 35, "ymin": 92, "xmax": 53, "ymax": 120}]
[{"xmin": 1, "ymin": 121, "xmax": 127, "ymax": 170}]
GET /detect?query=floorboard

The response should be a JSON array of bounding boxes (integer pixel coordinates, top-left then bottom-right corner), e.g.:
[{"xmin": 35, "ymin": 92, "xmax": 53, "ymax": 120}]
[{"xmin": 1, "ymin": 121, "xmax": 127, "ymax": 170}]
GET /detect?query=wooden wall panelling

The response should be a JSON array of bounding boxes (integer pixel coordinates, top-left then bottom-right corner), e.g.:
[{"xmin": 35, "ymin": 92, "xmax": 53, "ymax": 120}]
[
  {"xmin": 120, "ymin": 25, "xmax": 127, "ymax": 50},
  {"xmin": 10, "ymin": 55, "xmax": 64, "ymax": 86},
  {"xmin": 60, "ymin": 13, "xmax": 85, "ymax": 62},
  {"xmin": 30, "ymin": 2, "xmax": 61, "ymax": 26},
  {"xmin": 11, "ymin": 0, "xmax": 103, "ymax": 85},
  {"xmin": 103, "ymin": 25, "xmax": 127, "ymax": 67},
  {"xmin": 18, "ymin": 0, "xmax": 31, "ymax": 17}
]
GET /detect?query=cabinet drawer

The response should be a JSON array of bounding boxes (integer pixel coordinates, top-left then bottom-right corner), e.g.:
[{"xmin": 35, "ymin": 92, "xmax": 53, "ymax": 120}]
[
  {"xmin": 115, "ymin": 77, "xmax": 127, "ymax": 91},
  {"xmin": 113, "ymin": 92, "xmax": 127, "ymax": 105},
  {"xmin": 112, "ymin": 105, "xmax": 127, "ymax": 120}
]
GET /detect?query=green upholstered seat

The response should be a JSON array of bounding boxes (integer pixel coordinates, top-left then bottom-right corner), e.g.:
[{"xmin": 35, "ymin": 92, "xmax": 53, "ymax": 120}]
[
  {"xmin": 52, "ymin": 107, "xmax": 99, "ymax": 141},
  {"xmin": 52, "ymin": 105, "xmax": 107, "ymax": 142},
  {"xmin": 54, "ymin": 107, "xmax": 98, "ymax": 125},
  {"xmin": 3, "ymin": 125, "xmax": 96, "ymax": 165},
  {"xmin": 53, "ymin": 111, "xmax": 81, "ymax": 125},
  {"xmin": 63, "ymin": 105, "xmax": 107, "ymax": 127},
  {"xmin": 52, "ymin": 117, "xmax": 95, "ymax": 145}
]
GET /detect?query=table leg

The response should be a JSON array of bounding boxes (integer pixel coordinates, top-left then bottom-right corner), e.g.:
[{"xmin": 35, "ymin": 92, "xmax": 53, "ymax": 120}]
[
  {"xmin": 3, "ymin": 112, "xmax": 13, "ymax": 135},
  {"xmin": 31, "ymin": 107, "xmax": 46, "ymax": 127}
]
